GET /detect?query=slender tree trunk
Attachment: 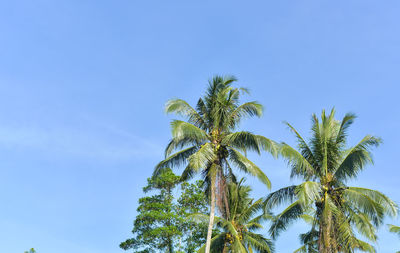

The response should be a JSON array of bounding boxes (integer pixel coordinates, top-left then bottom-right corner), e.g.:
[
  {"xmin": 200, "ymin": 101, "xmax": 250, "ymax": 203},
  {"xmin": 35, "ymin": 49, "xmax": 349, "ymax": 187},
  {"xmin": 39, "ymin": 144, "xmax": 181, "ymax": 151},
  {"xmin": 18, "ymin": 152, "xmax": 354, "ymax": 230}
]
[
  {"xmin": 168, "ymin": 239, "xmax": 174, "ymax": 253},
  {"xmin": 205, "ymin": 179, "xmax": 216, "ymax": 253}
]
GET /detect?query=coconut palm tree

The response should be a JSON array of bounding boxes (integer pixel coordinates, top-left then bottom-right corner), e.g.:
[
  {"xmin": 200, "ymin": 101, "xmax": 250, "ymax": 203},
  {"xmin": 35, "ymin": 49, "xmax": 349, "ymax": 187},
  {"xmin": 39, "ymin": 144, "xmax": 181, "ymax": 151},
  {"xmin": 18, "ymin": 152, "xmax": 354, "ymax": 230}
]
[
  {"xmin": 154, "ymin": 75, "xmax": 277, "ymax": 253},
  {"xmin": 264, "ymin": 109, "xmax": 398, "ymax": 253},
  {"xmin": 388, "ymin": 224, "xmax": 400, "ymax": 253},
  {"xmin": 192, "ymin": 179, "xmax": 274, "ymax": 253}
]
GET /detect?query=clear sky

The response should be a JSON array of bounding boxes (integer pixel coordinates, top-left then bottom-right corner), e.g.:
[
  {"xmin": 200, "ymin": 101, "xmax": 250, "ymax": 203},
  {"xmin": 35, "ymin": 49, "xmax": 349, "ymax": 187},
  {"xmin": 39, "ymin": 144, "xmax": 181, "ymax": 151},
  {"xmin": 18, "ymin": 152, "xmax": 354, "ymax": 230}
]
[{"xmin": 0, "ymin": 0, "xmax": 399, "ymax": 252}]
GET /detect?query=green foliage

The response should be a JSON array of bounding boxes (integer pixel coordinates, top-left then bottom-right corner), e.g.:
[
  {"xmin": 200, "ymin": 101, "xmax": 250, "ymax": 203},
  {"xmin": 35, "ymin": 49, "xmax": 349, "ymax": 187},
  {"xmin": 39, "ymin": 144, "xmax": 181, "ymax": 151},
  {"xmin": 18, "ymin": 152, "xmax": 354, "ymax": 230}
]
[
  {"xmin": 120, "ymin": 168, "xmax": 181, "ymax": 252},
  {"xmin": 265, "ymin": 109, "xmax": 398, "ymax": 253},
  {"xmin": 176, "ymin": 180, "xmax": 210, "ymax": 252},
  {"xmin": 24, "ymin": 249, "xmax": 36, "ymax": 253},
  {"xmin": 120, "ymin": 169, "xmax": 209, "ymax": 253}
]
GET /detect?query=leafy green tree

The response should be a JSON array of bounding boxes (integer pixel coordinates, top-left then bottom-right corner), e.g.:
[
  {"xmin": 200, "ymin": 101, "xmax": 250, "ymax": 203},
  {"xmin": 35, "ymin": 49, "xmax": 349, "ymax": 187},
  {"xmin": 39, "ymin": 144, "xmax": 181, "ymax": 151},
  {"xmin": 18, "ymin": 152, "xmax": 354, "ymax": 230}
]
[
  {"xmin": 155, "ymin": 75, "xmax": 277, "ymax": 253},
  {"xmin": 121, "ymin": 169, "xmax": 210, "ymax": 252},
  {"xmin": 177, "ymin": 180, "xmax": 210, "ymax": 252},
  {"xmin": 192, "ymin": 179, "xmax": 273, "ymax": 253},
  {"xmin": 120, "ymin": 168, "xmax": 181, "ymax": 253},
  {"xmin": 388, "ymin": 224, "xmax": 400, "ymax": 253},
  {"xmin": 265, "ymin": 109, "xmax": 398, "ymax": 253},
  {"xmin": 24, "ymin": 249, "xmax": 36, "ymax": 253}
]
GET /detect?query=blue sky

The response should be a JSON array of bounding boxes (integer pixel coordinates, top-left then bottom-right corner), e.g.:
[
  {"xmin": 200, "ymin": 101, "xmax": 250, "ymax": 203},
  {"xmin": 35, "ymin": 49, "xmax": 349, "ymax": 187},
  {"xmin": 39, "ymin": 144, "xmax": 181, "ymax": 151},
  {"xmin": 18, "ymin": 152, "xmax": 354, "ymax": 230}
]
[{"xmin": 0, "ymin": 0, "xmax": 399, "ymax": 252}]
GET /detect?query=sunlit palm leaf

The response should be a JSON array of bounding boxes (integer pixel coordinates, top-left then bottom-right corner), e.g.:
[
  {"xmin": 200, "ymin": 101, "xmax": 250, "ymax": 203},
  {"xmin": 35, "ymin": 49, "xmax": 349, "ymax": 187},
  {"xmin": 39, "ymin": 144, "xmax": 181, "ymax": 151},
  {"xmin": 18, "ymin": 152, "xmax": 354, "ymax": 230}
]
[{"xmin": 229, "ymin": 148, "xmax": 271, "ymax": 188}]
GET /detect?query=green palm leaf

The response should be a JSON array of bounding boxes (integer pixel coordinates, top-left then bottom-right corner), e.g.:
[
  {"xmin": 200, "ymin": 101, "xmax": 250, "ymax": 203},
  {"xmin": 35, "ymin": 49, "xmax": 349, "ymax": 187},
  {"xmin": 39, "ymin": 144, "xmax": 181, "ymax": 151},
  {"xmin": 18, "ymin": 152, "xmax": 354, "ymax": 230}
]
[
  {"xmin": 229, "ymin": 148, "xmax": 271, "ymax": 188},
  {"xmin": 171, "ymin": 120, "xmax": 209, "ymax": 141},
  {"xmin": 334, "ymin": 135, "xmax": 381, "ymax": 181},
  {"xmin": 165, "ymin": 98, "xmax": 205, "ymax": 127},
  {"xmin": 154, "ymin": 146, "xmax": 198, "ymax": 177}
]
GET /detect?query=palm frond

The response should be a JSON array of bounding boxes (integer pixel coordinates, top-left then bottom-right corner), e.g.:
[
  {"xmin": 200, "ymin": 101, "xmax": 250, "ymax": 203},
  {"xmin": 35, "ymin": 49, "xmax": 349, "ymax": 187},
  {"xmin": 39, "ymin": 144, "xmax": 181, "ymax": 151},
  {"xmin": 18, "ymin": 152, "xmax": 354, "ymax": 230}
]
[
  {"xmin": 353, "ymin": 238, "xmax": 376, "ymax": 253},
  {"xmin": 335, "ymin": 112, "xmax": 356, "ymax": 145},
  {"xmin": 154, "ymin": 146, "xmax": 198, "ymax": 177},
  {"xmin": 180, "ymin": 164, "xmax": 197, "ymax": 182},
  {"xmin": 264, "ymin": 185, "xmax": 297, "ymax": 210},
  {"xmin": 222, "ymin": 131, "xmax": 261, "ymax": 154},
  {"xmin": 256, "ymin": 135, "xmax": 279, "ymax": 157},
  {"xmin": 244, "ymin": 232, "xmax": 274, "ymax": 253},
  {"xmin": 388, "ymin": 224, "xmax": 400, "ymax": 236},
  {"xmin": 347, "ymin": 210, "xmax": 377, "ymax": 242},
  {"xmin": 343, "ymin": 188, "xmax": 385, "ymax": 226},
  {"xmin": 285, "ymin": 122, "xmax": 316, "ymax": 167},
  {"xmin": 334, "ymin": 135, "xmax": 382, "ymax": 181},
  {"xmin": 188, "ymin": 143, "xmax": 216, "ymax": 172},
  {"xmin": 269, "ymin": 201, "xmax": 303, "ymax": 239},
  {"xmin": 171, "ymin": 120, "xmax": 209, "ymax": 142},
  {"xmin": 295, "ymin": 181, "xmax": 322, "ymax": 207},
  {"xmin": 165, "ymin": 98, "xmax": 205, "ymax": 127},
  {"xmin": 346, "ymin": 187, "xmax": 398, "ymax": 218},
  {"xmin": 280, "ymin": 143, "xmax": 315, "ymax": 179},
  {"xmin": 228, "ymin": 148, "xmax": 271, "ymax": 188},
  {"xmin": 165, "ymin": 137, "xmax": 198, "ymax": 157},
  {"xmin": 227, "ymin": 101, "xmax": 263, "ymax": 128},
  {"xmin": 237, "ymin": 198, "xmax": 264, "ymax": 225}
]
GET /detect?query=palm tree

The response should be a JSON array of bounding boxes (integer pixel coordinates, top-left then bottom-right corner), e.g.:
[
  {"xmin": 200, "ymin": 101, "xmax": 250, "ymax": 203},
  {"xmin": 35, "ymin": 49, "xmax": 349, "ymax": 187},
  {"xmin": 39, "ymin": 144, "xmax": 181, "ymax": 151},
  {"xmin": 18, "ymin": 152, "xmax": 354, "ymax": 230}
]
[
  {"xmin": 154, "ymin": 75, "xmax": 277, "ymax": 253},
  {"xmin": 388, "ymin": 224, "xmax": 400, "ymax": 253},
  {"xmin": 193, "ymin": 179, "xmax": 274, "ymax": 253},
  {"xmin": 264, "ymin": 109, "xmax": 398, "ymax": 253}
]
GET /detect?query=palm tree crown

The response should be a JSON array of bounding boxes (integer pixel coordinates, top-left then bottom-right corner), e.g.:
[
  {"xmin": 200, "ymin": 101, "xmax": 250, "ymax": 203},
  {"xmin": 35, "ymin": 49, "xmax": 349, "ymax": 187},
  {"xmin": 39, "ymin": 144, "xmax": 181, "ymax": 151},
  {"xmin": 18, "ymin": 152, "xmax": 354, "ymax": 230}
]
[
  {"xmin": 265, "ymin": 109, "xmax": 398, "ymax": 253},
  {"xmin": 154, "ymin": 75, "xmax": 277, "ymax": 253}
]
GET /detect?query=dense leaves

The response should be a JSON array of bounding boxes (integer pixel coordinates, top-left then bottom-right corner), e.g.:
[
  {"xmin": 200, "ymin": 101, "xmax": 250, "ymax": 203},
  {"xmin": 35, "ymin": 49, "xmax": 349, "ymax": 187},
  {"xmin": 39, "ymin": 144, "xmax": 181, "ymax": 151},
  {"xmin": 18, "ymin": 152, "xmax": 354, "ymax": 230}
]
[
  {"xmin": 176, "ymin": 180, "xmax": 210, "ymax": 252},
  {"xmin": 120, "ymin": 169, "xmax": 208, "ymax": 253}
]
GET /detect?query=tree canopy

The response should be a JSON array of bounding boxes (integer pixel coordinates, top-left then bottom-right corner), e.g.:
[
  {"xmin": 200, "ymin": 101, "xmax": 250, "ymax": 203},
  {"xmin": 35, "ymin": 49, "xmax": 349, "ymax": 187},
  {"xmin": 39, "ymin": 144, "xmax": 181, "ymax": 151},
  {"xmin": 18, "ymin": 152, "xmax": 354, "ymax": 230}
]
[{"xmin": 120, "ymin": 168, "xmax": 209, "ymax": 252}]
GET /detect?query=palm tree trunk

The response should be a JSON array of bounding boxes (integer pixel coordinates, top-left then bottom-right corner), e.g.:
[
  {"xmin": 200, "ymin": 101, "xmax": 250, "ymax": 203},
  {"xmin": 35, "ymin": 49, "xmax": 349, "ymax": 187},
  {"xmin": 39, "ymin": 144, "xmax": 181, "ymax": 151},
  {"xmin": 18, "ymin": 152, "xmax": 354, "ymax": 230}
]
[
  {"xmin": 318, "ymin": 223, "xmax": 324, "ymax": 252},
  {"xmin": 205, "ymin": 179, "xmax": 216, "ymax": 253},
  {"xmin": 319, "ymin": 212, "xmax": 336, "ymax": 253}
]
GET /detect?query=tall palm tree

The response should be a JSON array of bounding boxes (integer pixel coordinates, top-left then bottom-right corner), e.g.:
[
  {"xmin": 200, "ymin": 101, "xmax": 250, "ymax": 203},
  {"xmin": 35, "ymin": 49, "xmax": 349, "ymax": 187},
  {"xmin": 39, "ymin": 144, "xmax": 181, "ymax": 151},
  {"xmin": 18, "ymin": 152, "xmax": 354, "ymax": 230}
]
[
  {"xmin": 154, "ymin": 75, "xmax": 277, "ymax": 253},
  {"xmin": 192, "ymin": 179, "xmax": 274, "ymax": 253},
  {"xmin": 264, "ymin": 109, "xmax": 398, "ymax": 253},
  {"xmin": 388, "ymin": 224, "xmax": 400, "ymax": 253}
]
